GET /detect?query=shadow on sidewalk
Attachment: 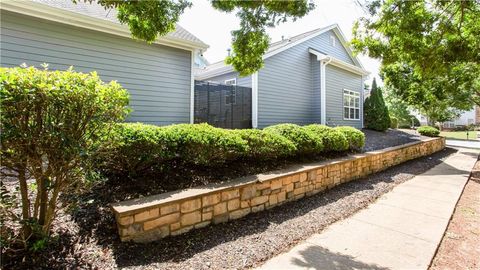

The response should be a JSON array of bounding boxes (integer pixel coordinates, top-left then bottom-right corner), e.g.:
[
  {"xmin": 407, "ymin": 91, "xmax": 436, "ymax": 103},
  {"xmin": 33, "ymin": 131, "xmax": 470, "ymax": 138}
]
[{"xmin": 292, "ymin": 245, "xmax": 388, "ymax": 270}]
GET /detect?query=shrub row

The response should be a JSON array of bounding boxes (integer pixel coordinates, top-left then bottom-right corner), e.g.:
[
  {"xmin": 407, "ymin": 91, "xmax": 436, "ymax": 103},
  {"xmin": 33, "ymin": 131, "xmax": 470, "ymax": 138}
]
[
  {"xmin": 95, "ymin": 123, "xmax": 365, "ymax": 178},
  {"xmin": 417, "ymin": 126, "xmax": 440, "ymax": 137}
]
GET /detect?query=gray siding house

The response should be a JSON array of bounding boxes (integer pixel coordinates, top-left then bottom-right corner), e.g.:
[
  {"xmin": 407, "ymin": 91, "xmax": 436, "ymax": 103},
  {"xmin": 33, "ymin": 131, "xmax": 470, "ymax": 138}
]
[
  {"xmin": 0, "ymin": 0, "xmax": 208, "ymax": 125},
  {"xmin": 196, "ymin": 25, "xmax": 369, "ymax": 128}
]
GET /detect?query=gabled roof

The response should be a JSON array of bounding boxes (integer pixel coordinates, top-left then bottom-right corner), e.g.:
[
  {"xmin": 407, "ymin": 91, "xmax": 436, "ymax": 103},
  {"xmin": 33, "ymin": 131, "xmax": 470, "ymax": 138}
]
[
  {"xmin": 2, "ymin": 0, "xmax": 208, "ymax": 50},
  {"xmin": 197, "ymin": 24, "xmax": 366, "ymax": 79}
]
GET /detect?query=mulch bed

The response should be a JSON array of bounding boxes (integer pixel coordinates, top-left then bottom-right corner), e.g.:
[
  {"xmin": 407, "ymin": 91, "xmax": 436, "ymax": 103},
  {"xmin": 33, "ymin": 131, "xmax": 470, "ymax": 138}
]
[
  {"xmin": 429, "ymin": 156, "xmax": 480, "ymax": 270},
  {"xmin": 2, "ymin": 145, "xmax": 456, "ymax": 270}
]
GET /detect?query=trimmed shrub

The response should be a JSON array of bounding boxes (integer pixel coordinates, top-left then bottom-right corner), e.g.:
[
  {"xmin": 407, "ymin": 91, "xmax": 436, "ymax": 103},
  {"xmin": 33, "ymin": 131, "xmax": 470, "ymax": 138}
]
[
  {"xmin": 232, "ymin": 129, "xmax": 296, "ymax": 160},
  {"xmin": 0, "ymin": 66, "xmax": 129, "ymax": 242},
  {"xmin": 162, "ymin": 123, "xmax": 248, "ymax": 165},
  {"xmin": 304, "ymin": 124, "xmax": 349, "ymax": 152},
  {"xmin": 390, "ymin": 116, "xmax": 398, "ymax": 129},
  {"xmin": 417, "ymin": 126, "xmax": 440, "ymax": 137},
  {"xmin": 334, "ymin": 126, "xmax": 365, "ymax": 150},
  {"xmin": 264, "ymin": 124, "xmax": 324, "ymax": 155},
  {"xmin": 95, "ymin": 123, "xmax": 173, "ymax": 178}
]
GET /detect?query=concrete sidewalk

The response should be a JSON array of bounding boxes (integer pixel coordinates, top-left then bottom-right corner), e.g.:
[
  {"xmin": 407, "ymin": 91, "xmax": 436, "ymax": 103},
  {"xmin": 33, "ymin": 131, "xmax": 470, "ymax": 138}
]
[{"xmin": 257, "ymin": 148, "xmax": 478, "ymax": 270}]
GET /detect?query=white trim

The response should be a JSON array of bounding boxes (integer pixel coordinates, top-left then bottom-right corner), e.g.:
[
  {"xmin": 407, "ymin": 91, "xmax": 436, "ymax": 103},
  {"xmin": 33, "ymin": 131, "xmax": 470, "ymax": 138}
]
[
  {"xmin": 251, "ymin": 72, "xmax": 258, "ymax": 128},
  {"xmin": 190, "ymin": 51, "xmax": 195, "ymax": 124},
  {"xmin": 1, "ymin": 0, "xmax": 208, "ymax": 51},
  {"xmin": 342, "ymin": 89, "xmax": 361, "ymax": 121},
  {"xmin": 360, "ymin": 76, "xmax": 365, "ymax": 128},
  {"xmin": 320, "ymin": 61, "xmax": 327, "ymax": 125},
  {"xmin": 309, "ymin": 49, "xmax": 370, "ymax": 76},
  {"xmin": 224, "ymin": 78, "xmax": 237, "ymax": 85}
]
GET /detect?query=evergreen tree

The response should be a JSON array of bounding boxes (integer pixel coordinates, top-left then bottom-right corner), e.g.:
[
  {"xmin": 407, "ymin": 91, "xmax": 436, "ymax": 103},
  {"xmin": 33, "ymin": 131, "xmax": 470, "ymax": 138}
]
[{"xmin": 364, "ymin": 78, "xmax": 390, "ymax": 131}]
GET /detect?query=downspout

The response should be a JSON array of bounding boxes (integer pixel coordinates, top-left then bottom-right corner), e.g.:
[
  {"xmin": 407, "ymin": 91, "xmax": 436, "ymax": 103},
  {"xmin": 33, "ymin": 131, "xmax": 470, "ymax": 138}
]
[{"xmin": 320, "ymin": 56, "xmax": 332, "ymax": 125}]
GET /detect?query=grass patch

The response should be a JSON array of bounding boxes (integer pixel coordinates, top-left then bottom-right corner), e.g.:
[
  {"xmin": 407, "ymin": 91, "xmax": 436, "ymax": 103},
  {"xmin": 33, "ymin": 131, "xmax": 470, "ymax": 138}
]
[{"xmin": 440, "ymin": 131, "xmax": 477, "ymax": 140}]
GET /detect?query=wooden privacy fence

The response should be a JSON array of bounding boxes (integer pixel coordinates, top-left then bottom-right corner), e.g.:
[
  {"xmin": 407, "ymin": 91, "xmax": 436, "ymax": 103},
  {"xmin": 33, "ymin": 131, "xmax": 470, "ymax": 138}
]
[{"xmin": 194, "ymin": 80, "xmax": 252, "ymax": 129}]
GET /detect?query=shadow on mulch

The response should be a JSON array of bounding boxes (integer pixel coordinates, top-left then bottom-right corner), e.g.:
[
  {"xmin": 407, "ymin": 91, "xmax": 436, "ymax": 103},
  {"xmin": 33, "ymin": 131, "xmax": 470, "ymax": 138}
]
[{"xmin": 3, "ymin": 147, "xmax": 457, "ymax": 269}]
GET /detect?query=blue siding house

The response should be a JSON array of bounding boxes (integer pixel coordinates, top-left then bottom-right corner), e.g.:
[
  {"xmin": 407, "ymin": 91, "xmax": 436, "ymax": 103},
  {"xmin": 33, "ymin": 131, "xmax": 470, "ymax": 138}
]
[
  {"xmin": 0, "ymin": 0, "xmax": 208, "ymax": 125},
  {"xmin": 196, "ymin": 25, "xmax": 370, "ymax": 128}
]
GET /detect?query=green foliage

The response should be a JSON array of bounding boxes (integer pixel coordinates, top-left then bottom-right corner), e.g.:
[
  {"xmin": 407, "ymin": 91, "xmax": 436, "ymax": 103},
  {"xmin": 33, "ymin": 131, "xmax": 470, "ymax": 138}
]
[
  {"xmin": 0, "ymin": 66, "xmax": 129, "ymax": 241},
  {"xmin": 304, "ymin": 125, "xmax": 349, "ymax": 152},
  {"xmin": 364, "ymin": 78, "xmax": 390, "ymax": 131},
  {"xmin": 232, "ymin": 129, "xmax": 296, "ymax": 160},
  {"xmin": 334, "ymin": 126, "xmax": 365, "ymax": 150},
  {"xmin": 352, "ymin": 0, "xmax": 480, "ymax": 111},
  {"xmin": 94, "ymin": 123, "xmax": 173, "ymax": 178},
  {"xmin": 389, "ymin": 116, "xmax": 398, "ymax": 129},
  {"xmin": 162, "ymin": 123, "xmax": 247, "ymax": 165},
  {"xmin": 81, "ymin": 1, "xmax": 314, "ymax": 76},
  {"xmin": 417, "ymin": 126, "xmax": 440, "ymax": 137},
  {"xmin": 264, "ymin": 124, "xmax": 324, "ymax": 155}
]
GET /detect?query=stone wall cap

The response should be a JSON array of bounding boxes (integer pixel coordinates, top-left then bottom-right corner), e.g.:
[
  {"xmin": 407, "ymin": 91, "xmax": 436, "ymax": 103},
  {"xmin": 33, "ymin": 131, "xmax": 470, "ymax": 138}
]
[{"xmin": 111, "ymin": 137, "xmax": 442, "ymax": 216}]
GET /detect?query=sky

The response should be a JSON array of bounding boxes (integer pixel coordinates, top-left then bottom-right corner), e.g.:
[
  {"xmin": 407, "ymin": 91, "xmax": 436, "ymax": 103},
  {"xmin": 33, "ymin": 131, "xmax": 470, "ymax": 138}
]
[{"xmin": 179, "ymin": 0, "xmax": 382, "ymax": 85}]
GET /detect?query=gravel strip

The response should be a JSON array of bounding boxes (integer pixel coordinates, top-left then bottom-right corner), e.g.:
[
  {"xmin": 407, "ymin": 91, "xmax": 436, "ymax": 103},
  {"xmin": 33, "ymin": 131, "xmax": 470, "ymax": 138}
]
[{"xmin": 363, "ymin": 128, "xmax": 426, "ymax": 152}]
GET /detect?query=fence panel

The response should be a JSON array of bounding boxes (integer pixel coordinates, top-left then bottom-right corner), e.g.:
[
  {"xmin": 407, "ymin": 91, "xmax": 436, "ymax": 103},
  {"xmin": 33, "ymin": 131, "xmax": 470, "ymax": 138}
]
[{"xmin": 194, "ymin": 80, "xmax": 252, "ymax": 129}]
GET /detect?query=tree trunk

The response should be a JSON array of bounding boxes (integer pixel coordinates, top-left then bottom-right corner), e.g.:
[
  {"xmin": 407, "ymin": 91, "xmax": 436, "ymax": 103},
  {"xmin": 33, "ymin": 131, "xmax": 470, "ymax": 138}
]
[
  {"xmin": 18, "ymin": 168, "xmax": 32, "ymax": 242},
  {"xmin": 37, "ymin": 176, "xmax": 48, "ymax": 229}
]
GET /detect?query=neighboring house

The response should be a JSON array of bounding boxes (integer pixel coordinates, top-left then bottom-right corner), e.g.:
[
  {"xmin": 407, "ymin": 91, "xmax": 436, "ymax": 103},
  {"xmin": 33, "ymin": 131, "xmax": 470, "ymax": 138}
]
[
  {"xmin": 442, "ymin": 107, "xmax": 479, "ymax": 128},
  {"xmin": 412, "ymin": 107, "xmax": 480, "ymax": 128},
  {"xmin": 0, "ymin": 0, "xmax": 208, "ymax": 125},
  {"xmin": 196, "ymin": 25, "xmax": 370, "ymax": 128}
]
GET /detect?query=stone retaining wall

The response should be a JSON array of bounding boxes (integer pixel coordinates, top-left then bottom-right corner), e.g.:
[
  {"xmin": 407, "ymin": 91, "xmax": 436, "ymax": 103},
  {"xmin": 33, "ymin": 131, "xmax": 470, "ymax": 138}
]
[{"xmin": 112, "ymin": 137, "xmax": 445, "ymax": 242}]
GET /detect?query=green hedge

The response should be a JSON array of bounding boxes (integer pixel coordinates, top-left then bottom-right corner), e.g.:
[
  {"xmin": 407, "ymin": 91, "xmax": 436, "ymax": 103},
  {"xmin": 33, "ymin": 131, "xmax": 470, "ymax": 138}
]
[
  {"xmin": 97, "ymin": 123, "xmax": 366, "ymax": 179},
  {"xmin": 333, "ymin": 126, "xmax": 365, "ymax": 150},
  {"xmin": 417, "ymin": 126, "xmax": 440, "ymax": 137},
  {"xmin": 264, "ymin": 124, "xmax": 324, "ymax": 155},
  {"xmin": 232, "ymin": 129, "xmax": 296, "ymax": 160},
  {"xmin": 304, "ymin": 124, "xmax": 349, "ymax": 152}
]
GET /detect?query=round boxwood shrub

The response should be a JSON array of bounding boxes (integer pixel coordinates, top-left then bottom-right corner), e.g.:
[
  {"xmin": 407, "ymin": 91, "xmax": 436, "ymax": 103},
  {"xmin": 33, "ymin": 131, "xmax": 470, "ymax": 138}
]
[
  {"xmin": 417, "ymin": 126, "xmax": 440, "ymax": 137},
  {"xmin": 233, "ymin": 129, "xmax": 296, "ymax": 160},
  {"xmin": 264, "ymin": 124, "xmax": 324, "ymax": 155},
  {"xmin": 304, "ymin": 124, "xmax": 349, "ymax": 152},
  {"xmin": 163, "ymin": 123, "xmax": 248, "ymax": 165},
  {"xmin": 334, "ymin": 126, "xmax": 365, "ymax": 151}
]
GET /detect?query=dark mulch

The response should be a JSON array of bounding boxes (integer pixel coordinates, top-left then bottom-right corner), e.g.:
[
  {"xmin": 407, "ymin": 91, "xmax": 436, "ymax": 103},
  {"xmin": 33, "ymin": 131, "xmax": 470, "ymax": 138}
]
[
  {"xmin": 363, "ymin": 128, "xmax": 426, "ymax": 152},
  {"xmin": 2, "ymin": 147, "xmax": 456, "ymax": 270}
]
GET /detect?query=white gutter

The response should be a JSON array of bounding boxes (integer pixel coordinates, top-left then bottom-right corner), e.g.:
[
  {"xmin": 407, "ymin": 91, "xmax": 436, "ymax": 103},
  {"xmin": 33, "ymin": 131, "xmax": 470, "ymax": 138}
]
[{"xmin": 320, "ymin": 56, "xmax": 333, "ymax": 125}]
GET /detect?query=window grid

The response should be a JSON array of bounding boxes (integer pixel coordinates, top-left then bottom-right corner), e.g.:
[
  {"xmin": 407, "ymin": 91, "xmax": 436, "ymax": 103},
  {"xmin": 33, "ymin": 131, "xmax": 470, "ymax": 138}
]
[
  {"xmin": 343, "ymin": 89, "xmax": 360, "ymax": 120},
  {"xmin": 225, "ymin": 78, "xmax": 237, "ymax": 105}
]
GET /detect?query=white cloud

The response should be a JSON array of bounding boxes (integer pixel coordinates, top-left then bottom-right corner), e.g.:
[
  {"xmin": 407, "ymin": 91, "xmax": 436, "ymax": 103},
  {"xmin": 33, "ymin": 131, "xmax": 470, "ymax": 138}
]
[{"xmin": 179, "ymin": 0, "xmax": 381, "ymax": 85}]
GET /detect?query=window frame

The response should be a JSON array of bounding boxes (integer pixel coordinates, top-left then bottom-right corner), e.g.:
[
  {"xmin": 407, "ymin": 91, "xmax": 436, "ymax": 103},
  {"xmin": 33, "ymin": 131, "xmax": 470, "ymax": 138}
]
[{"xmin": 343, "ymin": 89, "xmax": 361, "ymax": 121}]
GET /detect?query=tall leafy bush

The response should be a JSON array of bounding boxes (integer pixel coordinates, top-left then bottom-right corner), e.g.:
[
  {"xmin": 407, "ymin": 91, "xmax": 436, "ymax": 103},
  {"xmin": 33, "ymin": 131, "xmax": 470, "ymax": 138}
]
[
  {"xmin": 364, "ymin": 78, "xmax": 390, "ymax": 131},
  {"xmin": 0, "ymin": 66, "xmax": 129, "ymax": 244}
]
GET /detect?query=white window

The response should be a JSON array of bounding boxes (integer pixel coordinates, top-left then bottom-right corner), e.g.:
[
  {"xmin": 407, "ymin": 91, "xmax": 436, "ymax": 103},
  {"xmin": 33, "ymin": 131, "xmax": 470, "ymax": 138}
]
[
  {"xmin": 343, "ymin": 89, "xmax": 360, "ymax": 120},
  {"xmin": 224, "ymin": 78, "xmax": 236, "ymax": 86}
]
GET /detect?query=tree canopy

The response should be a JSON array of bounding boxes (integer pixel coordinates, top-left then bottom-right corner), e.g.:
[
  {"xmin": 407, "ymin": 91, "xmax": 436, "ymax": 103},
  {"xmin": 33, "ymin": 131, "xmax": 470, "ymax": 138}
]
[
  {"xmin": 352, "ymin": 0, "xmax": 480, "ymax": 110},
  {"xmin": 78, "ymin": 0, "xmax": 315, "ymax": 76}
]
